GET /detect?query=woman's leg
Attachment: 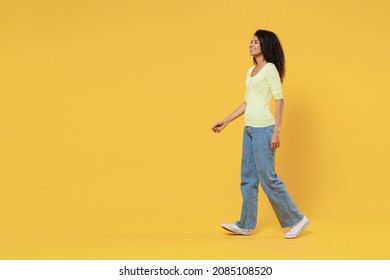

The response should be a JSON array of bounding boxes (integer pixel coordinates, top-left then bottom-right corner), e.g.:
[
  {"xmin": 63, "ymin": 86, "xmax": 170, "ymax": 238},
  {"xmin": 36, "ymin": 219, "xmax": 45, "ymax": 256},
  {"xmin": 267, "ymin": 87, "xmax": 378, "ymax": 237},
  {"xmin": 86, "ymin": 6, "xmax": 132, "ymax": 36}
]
[
  {"xmin": 251, "ymin": 125, "xmax": 303, "ymax": 228},
  {"xmin": 236, "ymin": 127, "xmax": 260, "ymax": 230}
]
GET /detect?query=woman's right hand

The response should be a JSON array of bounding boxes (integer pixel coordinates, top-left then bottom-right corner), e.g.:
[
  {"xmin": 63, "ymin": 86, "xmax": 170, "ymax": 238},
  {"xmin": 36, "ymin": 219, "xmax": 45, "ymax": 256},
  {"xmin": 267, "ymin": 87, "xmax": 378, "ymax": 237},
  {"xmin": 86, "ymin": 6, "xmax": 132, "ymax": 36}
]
[
  {"xmin": 211, "ymin": 102, "xmax": 246, "ymax": 133},
  {"xmin": 211, "ymin": 120, "xmax": 227, "ymax": 133}
]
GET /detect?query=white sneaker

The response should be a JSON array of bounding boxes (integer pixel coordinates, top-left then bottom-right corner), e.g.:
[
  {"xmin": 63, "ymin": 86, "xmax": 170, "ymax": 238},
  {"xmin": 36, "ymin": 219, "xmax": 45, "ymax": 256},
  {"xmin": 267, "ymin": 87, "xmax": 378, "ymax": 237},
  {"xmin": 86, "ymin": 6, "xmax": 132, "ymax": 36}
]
[
  {"xmin": 221, "ymin": 223, "xmax": 253, "ymax": 236},
  {"xmin": 284, "ymin": 215, "xmax": 309, "ymax": 239}
]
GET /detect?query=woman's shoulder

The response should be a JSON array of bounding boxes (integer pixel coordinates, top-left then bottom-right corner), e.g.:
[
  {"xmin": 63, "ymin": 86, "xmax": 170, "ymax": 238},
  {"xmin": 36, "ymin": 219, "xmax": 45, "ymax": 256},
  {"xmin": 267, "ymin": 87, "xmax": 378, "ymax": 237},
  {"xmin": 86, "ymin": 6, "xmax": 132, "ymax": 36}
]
[
  {"xmin": 264, "ymin": 62, "xmax": 279, "ymax": 75},
  {"xmin": 265, "ymin": 62, "xmax": 277, "ymax": 70}
]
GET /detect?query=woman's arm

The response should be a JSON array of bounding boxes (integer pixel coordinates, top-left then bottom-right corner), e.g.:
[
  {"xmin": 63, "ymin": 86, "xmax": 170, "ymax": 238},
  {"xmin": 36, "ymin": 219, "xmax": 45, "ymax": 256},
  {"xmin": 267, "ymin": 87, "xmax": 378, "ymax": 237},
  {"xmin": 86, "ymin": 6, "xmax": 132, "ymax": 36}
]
[
  {"xmin": 211, "ymin": 102, "xmax": 247, "ymax": 133},
  {"xmin": 271, "ymin": 99, "xmax": 284, "ymax": 149}
]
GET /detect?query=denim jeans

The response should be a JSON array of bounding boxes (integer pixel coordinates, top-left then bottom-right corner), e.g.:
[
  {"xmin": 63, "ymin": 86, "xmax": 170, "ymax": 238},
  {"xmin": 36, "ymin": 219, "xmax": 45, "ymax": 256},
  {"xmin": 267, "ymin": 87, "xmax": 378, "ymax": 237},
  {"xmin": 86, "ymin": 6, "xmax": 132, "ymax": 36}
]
[{"xmin": 236, "ymin": 125, "xmax": 303, "ymax": 230}]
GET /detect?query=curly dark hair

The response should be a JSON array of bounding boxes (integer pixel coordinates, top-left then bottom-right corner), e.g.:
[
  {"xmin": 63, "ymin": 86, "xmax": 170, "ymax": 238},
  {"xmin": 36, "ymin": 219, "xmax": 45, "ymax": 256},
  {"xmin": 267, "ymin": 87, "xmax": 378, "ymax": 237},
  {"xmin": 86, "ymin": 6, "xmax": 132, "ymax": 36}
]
[{"xmin": 253, "ymin": 30, "xmax": 285, "ymax": 82}]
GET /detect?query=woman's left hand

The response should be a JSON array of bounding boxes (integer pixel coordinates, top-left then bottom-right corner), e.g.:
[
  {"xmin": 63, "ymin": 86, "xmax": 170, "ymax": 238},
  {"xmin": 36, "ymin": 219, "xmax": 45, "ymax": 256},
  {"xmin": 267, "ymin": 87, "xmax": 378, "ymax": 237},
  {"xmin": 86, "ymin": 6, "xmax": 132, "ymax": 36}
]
[{"xmin": 271, "ymin": 131, "xmax": 281, "ymax": 150}]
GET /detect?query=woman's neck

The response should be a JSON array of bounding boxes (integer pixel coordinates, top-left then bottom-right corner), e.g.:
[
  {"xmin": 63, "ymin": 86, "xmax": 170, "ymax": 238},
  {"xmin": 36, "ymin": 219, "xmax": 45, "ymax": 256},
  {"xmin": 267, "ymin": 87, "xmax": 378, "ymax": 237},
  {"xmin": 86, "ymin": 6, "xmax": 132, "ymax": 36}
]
[{"xmin": 255, "ymin": 56, "xmax": 267, "ymax": 67}]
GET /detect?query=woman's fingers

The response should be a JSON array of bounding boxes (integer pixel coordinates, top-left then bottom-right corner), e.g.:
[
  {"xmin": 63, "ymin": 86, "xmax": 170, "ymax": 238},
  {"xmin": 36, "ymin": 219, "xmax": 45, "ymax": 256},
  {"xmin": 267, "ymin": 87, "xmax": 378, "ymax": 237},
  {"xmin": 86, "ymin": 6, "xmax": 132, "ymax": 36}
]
[
  {"xmin": 271, "ymin": 140, "xmax": 280, "ymax": 149},
  {"xmin": 211, "ymin": 122, "xmax": 225, "ymax": 133},
  {"xmin": 271, "ymin": 132, "xmax": 280, "ymax": 149}
]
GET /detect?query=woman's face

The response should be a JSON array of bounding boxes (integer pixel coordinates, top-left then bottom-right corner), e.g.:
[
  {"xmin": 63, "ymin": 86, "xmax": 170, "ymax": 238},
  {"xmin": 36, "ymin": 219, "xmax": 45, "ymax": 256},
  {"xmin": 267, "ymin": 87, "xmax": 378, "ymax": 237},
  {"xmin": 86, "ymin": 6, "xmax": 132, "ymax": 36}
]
[{"xmin": 249, "ymin": 36, "xmax": 262, "ymax": 57}]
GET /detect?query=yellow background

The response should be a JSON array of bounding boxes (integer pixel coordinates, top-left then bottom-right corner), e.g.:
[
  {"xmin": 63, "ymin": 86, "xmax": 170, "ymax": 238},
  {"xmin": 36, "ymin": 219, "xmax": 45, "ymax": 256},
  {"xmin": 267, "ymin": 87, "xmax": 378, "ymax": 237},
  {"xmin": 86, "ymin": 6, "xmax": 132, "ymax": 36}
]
[{"xmin": 1, "ymin": 0, "xmax": 389, "ymax": 259}]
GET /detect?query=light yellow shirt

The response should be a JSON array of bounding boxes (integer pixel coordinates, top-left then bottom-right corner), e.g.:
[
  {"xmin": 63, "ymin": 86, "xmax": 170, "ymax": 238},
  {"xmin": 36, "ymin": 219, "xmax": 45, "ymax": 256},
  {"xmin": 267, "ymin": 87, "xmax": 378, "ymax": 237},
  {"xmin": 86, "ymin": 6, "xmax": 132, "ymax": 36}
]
[{"xmin": 244, "ymin": 63, "xmax": 283, "ymax": 127}]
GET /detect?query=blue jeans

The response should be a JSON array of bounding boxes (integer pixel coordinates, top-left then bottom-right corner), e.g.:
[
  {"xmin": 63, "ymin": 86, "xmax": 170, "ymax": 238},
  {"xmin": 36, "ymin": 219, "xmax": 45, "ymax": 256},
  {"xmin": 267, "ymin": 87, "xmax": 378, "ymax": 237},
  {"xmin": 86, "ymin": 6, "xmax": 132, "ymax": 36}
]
[{"xmin": 236, "ymin": 125, "xmax": 303, "ymax": 230}]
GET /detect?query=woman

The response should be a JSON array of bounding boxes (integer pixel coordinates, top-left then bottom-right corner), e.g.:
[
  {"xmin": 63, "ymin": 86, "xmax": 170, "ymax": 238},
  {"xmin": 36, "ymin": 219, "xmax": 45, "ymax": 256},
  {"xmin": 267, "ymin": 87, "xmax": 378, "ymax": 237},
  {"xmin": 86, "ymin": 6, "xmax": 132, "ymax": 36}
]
[{"xmin": 211, "ymin": 29, "xmax": 309, "ymax": 239}]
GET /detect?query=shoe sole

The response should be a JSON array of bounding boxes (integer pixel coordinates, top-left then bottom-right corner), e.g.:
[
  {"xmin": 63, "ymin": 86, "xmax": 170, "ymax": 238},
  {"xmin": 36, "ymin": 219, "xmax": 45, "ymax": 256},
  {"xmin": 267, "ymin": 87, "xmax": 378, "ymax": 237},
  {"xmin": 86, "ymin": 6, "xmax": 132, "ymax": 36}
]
[
  {"xmin": 284, "ymin": 219, "xmax": 310, "ymax": 239},
  {"xmin": 222, "ymin": 224, "xmax": 253, "ymax": 236}
]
